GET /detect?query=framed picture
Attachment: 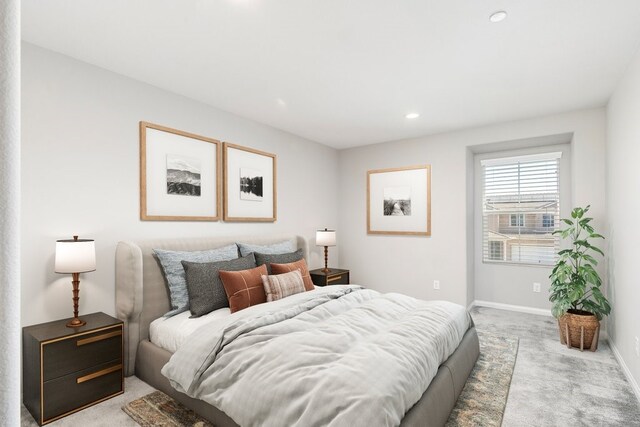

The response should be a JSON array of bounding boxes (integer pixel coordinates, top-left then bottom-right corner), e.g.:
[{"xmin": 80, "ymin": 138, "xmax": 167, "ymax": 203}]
[
  {"xmin": 367, "ymin": 165, "xmax": 431, "ymax": 236},
  {"xmin": 140, "ymin": 121, "xmax": 221, "ymax": 221},
  {"xmin": 223, "ymin": 142, "xmax": 277, "ymax": 222}
]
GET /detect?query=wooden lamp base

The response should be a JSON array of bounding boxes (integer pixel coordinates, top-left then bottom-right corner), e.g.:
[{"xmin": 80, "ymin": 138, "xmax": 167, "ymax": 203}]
[
  {"xmin": 322, "ymin": 246, "xmax": 330, "ymax": 273},
  {"xmin": 66, "ymin": 317, "xmax": 86, "ymax": 328},
  {"xmin": 66, "ymin": 272, "xmax": 86, "ymax": 328}
]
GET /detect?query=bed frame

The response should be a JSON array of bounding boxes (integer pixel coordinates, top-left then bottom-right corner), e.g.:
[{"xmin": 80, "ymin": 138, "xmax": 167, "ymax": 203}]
[{"xmin": 115, "ymin": 235, "xmax": 479, "ymax": 427}]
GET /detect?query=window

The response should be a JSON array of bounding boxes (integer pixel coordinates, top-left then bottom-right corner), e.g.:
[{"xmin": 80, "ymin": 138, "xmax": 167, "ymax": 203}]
[
  {"xmin": 510, "ymin": 214, "xmax": 524, "ymax": 227},
  {"xmin": 482, "ymin": 152, "xmax": 561, "ymax": 266},
  {"xmin": 488, "ymin": 241, "xmax": 504, "ymax": 260}
]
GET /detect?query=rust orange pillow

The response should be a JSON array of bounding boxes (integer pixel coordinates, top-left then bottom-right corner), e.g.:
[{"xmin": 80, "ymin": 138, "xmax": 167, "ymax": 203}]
[
  {"xmin": 219, "ymin": 264, "xmax": 268, "ymax": 313},
  {"xmin": 270, "ymin": 258, "xmax": 314, "ymax": 291}
]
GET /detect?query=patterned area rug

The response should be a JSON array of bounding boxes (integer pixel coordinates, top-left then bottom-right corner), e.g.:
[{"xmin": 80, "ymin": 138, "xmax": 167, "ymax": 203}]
[
  {"xmin": 123, "ymin": 332, "xmax": 518, "ymax": 427},
  {"xmin": 446, "ymin": 331, "xmax": 519, "ymax": 427},
  {"xmin": 123, "ymin": 391, "xmax": 213, "ymax": 427}
]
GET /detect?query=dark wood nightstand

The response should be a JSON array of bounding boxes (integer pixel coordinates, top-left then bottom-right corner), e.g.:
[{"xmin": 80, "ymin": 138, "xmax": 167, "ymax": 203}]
[
  {"xmin": 22, "ymin": 312, "xmax": 124, "ymax": 426},
  {"xmin": 310, "ymin": 268, "xmax": 350, "ymax": 286}
]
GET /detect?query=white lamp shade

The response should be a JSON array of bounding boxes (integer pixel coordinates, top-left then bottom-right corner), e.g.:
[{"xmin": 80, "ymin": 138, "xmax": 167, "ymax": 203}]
[
  {"xmin": 55, "ymin": 239, "xmax": 96, "ymax": 273},
  {"xmin": 316, "ymin": 229, "xmax": 337, "ymax": 247}
]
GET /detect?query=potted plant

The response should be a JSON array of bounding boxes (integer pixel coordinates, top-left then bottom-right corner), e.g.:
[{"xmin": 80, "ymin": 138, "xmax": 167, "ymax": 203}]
[{"xmin": 549, "ymin": 205, "xmax": 610, "ymax": 351}]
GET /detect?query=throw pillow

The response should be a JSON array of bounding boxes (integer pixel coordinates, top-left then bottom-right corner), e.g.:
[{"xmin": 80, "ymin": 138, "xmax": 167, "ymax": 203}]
[
  {"xmin": 254, "ymin": 249, "xmax": 304, "ymax": 274},
  {"xmin": 182, "ymin": 253, "xmax": 257, "ymax": 318},
  {"xmin": 262, "ymin": 269, "xmax": 306, "ymax": 302},
  {"xmin": 219, "ymin": 264, "xmax": 269, "ymax": 313},
  {"xmin": 236, "ymin": 240, "xmax": 295, "ymax": 257},
  {"xmin": 154, "ymin": 244, "xmax": 238, "ymax": 317},
  {"xmin": 270, "ymin": 258, "xmax": 314, "ymax": 291}
]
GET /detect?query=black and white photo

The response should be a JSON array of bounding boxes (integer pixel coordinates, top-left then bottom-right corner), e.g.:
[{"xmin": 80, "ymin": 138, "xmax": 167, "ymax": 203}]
[
  {"xmin": 140, "ymin": 122, "xmax": 221, "ymax": 221},
  {"xmin": 383, "ymin": 186, "xmax": 411, "ymax": 216},
  {"xmin": 367, "ymin": 165, "xmax": 431, "ymax": 236},
  {"xmin": 223, "ymin": 142, "xmax": 276, "ymax": 221},
  {"xmin": 166, "ymin": 154, "xmax": 201, "ymax": 196},
  {"xmin": 239, "ymin": 168, "xmax": 263, "ymax": 201}
]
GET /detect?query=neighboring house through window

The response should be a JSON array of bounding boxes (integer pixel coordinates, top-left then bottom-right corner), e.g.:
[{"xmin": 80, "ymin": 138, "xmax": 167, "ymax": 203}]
[
  {"xmin": 510, "ymin": 214, "xmax": 524, "ymax": 227},
  {"xmin": 488, "ymin": 241, "xmax": 504, "ymax": 261},
  {"xmin": 482, "ymin": 152, "xmax": 561, "ymax": 266}
]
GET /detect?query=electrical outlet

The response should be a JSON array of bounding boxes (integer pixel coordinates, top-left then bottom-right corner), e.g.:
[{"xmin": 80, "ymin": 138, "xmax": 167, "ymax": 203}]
[
  {"xmin": 635, "ymin": 336, "xmax": 639, "ymax": 357},
  {"xmin": 433, "ymin": 280, "xmax": 440, "ymax": 290},
  {"xmin": 533, "ymin": 282, "xmax": 541, "ymax": 293}
]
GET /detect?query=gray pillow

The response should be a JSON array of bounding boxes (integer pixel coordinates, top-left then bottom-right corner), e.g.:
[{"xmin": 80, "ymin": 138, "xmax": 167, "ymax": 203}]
[
  {"xmin": 236, "ymin": 240, "xmax": 295, "ymax": 257},
  {"xmin": 182, "ymin": 253, "xmax": 257, "ymax": 318},
  {"xmin": 154, "ymin": 244, "xmax": 238, "ymax": 317},
  {"xmin": 254, "ymin": 249, "xmax": 304, "ymax": 274}
]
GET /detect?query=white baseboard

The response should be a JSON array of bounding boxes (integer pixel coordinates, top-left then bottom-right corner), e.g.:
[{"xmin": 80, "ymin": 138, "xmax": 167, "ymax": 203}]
[
  {"xmin": 469, "ymin": 300, "xmax": 552, "ymax": 317},
  {"xmin": 609, "ymin": 338, "xmax": 640, "ymax": 404}
]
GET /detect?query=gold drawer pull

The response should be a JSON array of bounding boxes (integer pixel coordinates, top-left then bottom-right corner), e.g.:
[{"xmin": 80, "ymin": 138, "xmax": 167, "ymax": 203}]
[
  {"xmin": 76, "ymin": 330, "xmax": 122, "ymax": 347},
  {"xmin": 76, "ymin": 364, "xmax": 122, "ymax": 384},
  {"xmin": 327, "ymin": 275, "xmax": 343, "ymax": 283}
]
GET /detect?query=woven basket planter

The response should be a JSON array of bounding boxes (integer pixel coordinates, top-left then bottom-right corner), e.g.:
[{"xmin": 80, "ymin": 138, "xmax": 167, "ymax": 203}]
[{"xmin": 558, "ymin": 310, "xmax": 600, "ymax": 351}]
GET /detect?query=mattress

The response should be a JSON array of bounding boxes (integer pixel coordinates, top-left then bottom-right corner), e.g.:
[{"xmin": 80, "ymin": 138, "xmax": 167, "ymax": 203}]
[{"xmin": 149, "ymin": 308, "xmax": 231, "ymax": 353}]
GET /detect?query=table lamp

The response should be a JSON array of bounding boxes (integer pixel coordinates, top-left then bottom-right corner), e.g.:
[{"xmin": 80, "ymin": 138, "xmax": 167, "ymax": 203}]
[
  {"xmin": 55, "ymin": 235, "xmax": 96, "ymax": 328},
  {"xmin": 316, "ymin": 228, "xmax": 336, "ymax": 273}
]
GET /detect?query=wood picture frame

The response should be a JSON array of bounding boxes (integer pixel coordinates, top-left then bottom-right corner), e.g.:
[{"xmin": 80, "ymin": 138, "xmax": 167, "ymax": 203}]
[
  {"xmin": 367, "ymin": 164, "xmax": 431, "ymax": 236},
  {"xmin": 223, "ymin": 142, "xmax": 277, "ymax": 222},
  {"xmin": 140, "ymin": 121, "xmax": 222, "ymax": 221}
]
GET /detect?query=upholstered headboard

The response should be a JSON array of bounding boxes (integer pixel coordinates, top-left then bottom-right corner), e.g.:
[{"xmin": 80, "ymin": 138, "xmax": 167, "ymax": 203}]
[{"xmin": 115, "ymin": 234, "xmax": 308, "ymax": 376}]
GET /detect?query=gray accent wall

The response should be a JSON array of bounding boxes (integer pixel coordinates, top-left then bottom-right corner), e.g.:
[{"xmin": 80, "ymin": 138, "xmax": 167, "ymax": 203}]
[
  {"xmin": 21, "ymin": 43, "xmax": 339, "ymax": 328},
  {"xmin": 606, "ymin": 44, "xmax": 640, "ymax": 399},
  {"xmin": 338, "ymin": 109, "xmax": 606, "ymax": 308}
]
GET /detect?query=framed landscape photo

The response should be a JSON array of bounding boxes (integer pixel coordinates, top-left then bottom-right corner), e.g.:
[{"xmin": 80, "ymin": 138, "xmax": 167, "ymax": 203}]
[
  {"xmin": 223, "ymin": 142, "xmax": 277, "ymax": 222},
  {"xmin": 140, "ymin": 122, "xmax": 221, "ymax": 221},
  {"xmin": 367, "ymin": 165, "xmax": 431, "ymax": 236}
]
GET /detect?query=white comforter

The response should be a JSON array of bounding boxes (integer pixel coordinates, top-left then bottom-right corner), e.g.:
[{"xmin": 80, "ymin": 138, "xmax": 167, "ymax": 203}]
[{"xmin": 162, "ymin": 285, "xmax": 470, "ymax": 427}]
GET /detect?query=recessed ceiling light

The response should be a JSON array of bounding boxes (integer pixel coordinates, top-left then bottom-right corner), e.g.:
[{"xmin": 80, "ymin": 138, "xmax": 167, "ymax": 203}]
[
  {"xmin": 489, "ymin": 11, "xmax": 507, "ymax": 23},
  {"xmin": 406, "ymin": 113, "xmax": 420, "ymax": 119}
]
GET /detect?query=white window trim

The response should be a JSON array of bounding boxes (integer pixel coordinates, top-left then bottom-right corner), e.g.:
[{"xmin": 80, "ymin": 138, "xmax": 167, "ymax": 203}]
[{"xmin": 481, "ymin": 151, "xmax": 562, "ymax": 167}]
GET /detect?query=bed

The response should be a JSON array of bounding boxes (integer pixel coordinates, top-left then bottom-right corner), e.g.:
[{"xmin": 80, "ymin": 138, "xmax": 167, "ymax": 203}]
[{"xmin": 115, "ymin": 235, "xmax": 479, "ymax": 427}]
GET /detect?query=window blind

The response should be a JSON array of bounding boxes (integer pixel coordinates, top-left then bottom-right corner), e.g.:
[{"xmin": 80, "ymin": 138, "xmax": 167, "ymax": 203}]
[{"xmin": 481, "ymin": 152, "xmax": 561, "ymax": 266}]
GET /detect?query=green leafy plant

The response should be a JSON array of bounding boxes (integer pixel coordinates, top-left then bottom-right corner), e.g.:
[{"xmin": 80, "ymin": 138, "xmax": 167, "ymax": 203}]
[{"xmin": 549, "ymin": 205, "xmax": 611, "ymax": 320}]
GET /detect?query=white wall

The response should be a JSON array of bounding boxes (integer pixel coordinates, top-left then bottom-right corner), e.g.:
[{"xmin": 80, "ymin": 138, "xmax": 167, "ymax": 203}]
[
  {"xmin": 1, "ymin": 0, "xmax": 21, "ymax": 422},
  {"xmin": 21, "ymin": 43, "xmax": 339, "ymax": 327},
  {"xmin": 606, "ymin": 45, "xmax": 640, "ymax": 396},
  {"xmin": 338, "ymin": 109, "xmax": 606, "ymax": 307}
]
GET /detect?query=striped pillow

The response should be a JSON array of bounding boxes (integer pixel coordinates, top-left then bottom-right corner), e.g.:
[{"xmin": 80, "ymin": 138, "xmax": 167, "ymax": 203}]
[
  {"xmin": 270, "ymin": 258, "xmax": 315, "ymax": 291},
  {"xmin": 261, "ymin": 269, "xmax": 306, "ymax": 302}
]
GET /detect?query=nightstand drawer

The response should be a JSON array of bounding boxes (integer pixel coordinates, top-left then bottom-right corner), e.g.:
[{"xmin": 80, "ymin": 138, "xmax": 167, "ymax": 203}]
[
  {"xmin": 326, "ymin": 272, "xmax": 349, "ymax": 285},
  {"xmin": 310, "ymin": 269, "xmax": 350, "ymax": 286},
  {"xmin": 42, "ymin": 326, "xmax": 122, "ymax": 381},
  {"xmin": 42, "ymin": 360, "xmax": 123, "ymax": 421}
]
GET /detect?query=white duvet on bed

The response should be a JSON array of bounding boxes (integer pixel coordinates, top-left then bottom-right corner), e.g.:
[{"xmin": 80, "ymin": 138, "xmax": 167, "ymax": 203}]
[
  {"xmin": 149, "ymin": 307, "xmax": 231, "ymax": 353},
  {"xmin": 162, "ymin": 285, "xmax": 470, "ymax": 427}
]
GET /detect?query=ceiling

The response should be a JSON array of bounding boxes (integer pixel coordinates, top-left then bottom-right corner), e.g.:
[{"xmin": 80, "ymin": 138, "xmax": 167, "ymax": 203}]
[{"xmin": 21, "ymin": 1, "xmax": 640, "ymax": 149}]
